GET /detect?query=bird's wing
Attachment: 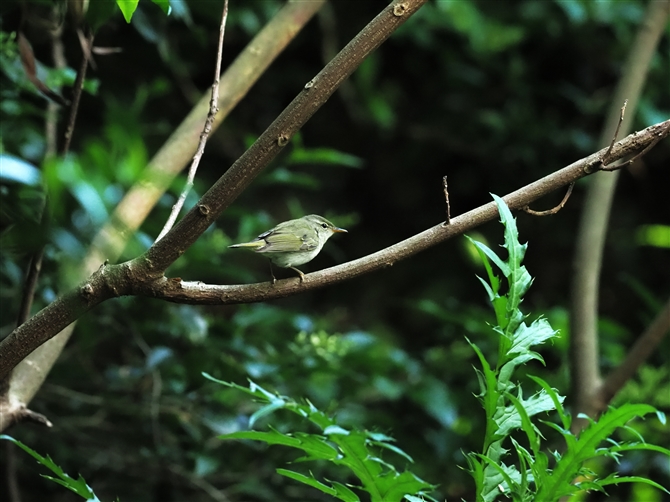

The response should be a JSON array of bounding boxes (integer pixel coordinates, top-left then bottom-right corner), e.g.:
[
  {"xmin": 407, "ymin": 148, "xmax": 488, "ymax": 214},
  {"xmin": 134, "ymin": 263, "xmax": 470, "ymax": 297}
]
[{"xmin": 260, "ymin": 228, "xmax": 318, "ymax": 253}]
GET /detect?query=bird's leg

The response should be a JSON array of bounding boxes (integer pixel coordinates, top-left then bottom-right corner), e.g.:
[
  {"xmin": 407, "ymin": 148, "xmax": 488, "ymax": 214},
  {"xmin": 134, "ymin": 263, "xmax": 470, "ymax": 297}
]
[
  {"xmin": 289, "ymin": 267, "xmax": 306, "ymax": 282},
  {"xmin": 269, "ymin": 262, "xmax": 277, "ymax": 285}
]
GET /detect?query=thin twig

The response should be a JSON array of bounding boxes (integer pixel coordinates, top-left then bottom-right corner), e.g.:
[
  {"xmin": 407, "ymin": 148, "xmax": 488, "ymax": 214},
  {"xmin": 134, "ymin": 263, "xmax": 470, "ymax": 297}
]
[
  {"xmin": 602, "ymin": 99, "xmax": 628, "ymax": 164},
  {"xmin": 155, "ymin": 0, "xmax": 229, "ymax": 243},
  {"xmin": 147, "ymin": 0, "xmax": 430, "ymax": 270},
  {"xmin": 522, "ymin": 182, "xmax": 574, "ymax": 216},
  {"xmin": 601, "ymin": 121, "xmax": 670, "ymax": 171},
  {"xmin": 442, "ymin": 176, "xmax": 451, "ymax": 224},
  {"xmin": 62, "ymin": 30, "xmax": 94, "ymax": 154},
  {"xmin": 76, "ymin": 28, "xmax": 96, "ymax": 70},
  {"xmin": 15, "ymin": 250, "xmax": 45, "ymax": 326}
]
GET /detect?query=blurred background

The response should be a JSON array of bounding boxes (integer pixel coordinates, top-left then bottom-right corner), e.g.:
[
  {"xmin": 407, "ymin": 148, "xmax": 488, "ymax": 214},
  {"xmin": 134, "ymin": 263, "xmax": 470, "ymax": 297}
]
[{"xmin": 1, "ymin": 1, "xmax": 669, "ymax": 500}]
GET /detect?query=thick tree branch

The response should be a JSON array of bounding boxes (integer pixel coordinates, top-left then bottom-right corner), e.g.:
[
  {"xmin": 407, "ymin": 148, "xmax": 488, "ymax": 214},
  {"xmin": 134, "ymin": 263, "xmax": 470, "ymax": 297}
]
[
  {"xmin": 0, "ymin": 1, "xmax": 326, "ymax": 433},
  {"xmin": 136, "ymin": 122, "xmax": 670, "ymax": 304},
  {"xmin": 0, "ymin": 0, "xmax": 429, "ymax": 381},
  {"xmin": 142, "ymin": 0, "xmax": 429, "ymax": 276},
  {"xmin": 85, "ymin": 0, "xmax": 326, "ymax": 269},
  {"xmin": 1, "ymin": 120, "xmax": 667, "ymax": 379}
]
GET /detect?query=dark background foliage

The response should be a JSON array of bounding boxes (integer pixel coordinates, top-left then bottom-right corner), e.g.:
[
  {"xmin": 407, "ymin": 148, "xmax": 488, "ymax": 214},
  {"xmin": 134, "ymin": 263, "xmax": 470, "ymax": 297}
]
[{"xmin": 1, "ymin": 1, "xmax": 668, "ymax": 501}]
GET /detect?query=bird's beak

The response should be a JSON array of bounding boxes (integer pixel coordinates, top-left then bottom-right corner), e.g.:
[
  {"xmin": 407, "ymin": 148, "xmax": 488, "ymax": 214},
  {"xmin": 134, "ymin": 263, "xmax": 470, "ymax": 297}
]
[{"xmin": 332, "ymin": 227, "xmax": 347, "ymax": 233}]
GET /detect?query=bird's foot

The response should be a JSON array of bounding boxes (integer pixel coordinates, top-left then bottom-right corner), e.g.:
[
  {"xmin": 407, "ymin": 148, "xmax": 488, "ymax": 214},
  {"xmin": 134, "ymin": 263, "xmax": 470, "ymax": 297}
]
[{"xmin": 290, "ymin": 267, "xmax": 306, "ymax": 283}]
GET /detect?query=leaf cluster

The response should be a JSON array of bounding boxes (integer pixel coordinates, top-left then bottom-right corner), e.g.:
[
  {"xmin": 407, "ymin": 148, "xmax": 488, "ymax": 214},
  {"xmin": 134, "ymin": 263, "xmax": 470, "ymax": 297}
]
[{"xmin": 465, "ymin": 196, "xmax": 669, "ymax": 502}]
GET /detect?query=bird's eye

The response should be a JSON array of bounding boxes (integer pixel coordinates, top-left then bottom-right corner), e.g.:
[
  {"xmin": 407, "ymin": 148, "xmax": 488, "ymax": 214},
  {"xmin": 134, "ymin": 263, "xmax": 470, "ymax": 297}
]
[{"xmin": 321, "ymin": 223, "xmax": 328, "ymax": 229}]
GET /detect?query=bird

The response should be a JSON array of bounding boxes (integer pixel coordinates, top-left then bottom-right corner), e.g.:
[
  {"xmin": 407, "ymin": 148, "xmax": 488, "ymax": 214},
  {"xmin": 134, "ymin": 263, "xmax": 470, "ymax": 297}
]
[{"xmin": 228, "ymin": 214, "xmax": 347, "ymax": 283}]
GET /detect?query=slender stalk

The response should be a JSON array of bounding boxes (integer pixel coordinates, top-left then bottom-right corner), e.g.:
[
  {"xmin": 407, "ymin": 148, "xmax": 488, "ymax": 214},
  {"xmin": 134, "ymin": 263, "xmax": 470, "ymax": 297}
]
[{"xmin": 569, "ymin": 0, "xmax": 670, "ymax": 431}]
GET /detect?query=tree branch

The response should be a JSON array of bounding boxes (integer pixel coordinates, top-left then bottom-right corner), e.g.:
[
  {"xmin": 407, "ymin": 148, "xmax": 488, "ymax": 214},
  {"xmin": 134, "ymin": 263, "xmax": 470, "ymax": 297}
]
[
  {"xmin": 0, "ymin": 1, "xmax": 326, "ymax": 433},
  {"xmin": 1, "ymin": 119, "xmax": 667, "ymax": 379},
  {"xmin": 569, "ymin": 0, "xmax": 670, "ymax": 432},
  {"xmin": 594, "ymin": 299, "xmax": 670, "ymax": 411},
  {"xmin": 141, "ymin": 0, "xmax": 429, "ymax": 276},
  {"xmin": 62, "ymin": 29, "xmax": 93, "ymax": 154},
  {"xmin": 155, "ymin": 0, "xmax": 229, "ymax": 242},
  {"xmin": 85, "ymin": 0, "xmax": 327, "ymax": 269}
]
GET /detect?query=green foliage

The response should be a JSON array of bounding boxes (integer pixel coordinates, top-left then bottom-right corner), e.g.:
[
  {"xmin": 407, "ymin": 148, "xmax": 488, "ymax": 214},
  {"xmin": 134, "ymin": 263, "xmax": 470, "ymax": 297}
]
[
  {"xmin": 204, "ymin": 374, "xmax": 437, "ymax": 502},
  {"xmin": 465, "ymin": 196, "xmax": 670, "ymax": 502},
  {"xmin": 258, "ymin": 132, "xmax": 364, "ymax": 191},
  {"xmin": 636, "ymin": 224, "xmax": 670, "ymax": 249},
  {"xmin": 1, "ymin": 1, "xmax": 668, "ymax": 500},
  {"xmin": 115, "ymin": 0, "xmax": 139, "ymax": 24},
  {"xmin": 0, "ymin": 435, "xmax": 102, "ymax": 501}
]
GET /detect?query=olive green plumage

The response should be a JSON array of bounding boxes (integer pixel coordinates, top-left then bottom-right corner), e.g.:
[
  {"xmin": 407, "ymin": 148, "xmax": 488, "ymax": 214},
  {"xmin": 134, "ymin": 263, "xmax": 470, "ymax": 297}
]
[{"xmin": 229, "ymin": 215, "xmax": 347, "ymax": 282}]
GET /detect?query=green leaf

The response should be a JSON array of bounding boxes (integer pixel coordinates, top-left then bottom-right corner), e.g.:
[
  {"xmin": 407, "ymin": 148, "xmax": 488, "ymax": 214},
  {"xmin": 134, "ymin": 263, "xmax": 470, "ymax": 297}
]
[
  {"xmin": 249, "ymin": 401, "xmax": 287, "ymax": 427},
  {"xmin": 208, "ymin": 375, "xmax": 437, "ymax": 501},
  {"xmin": 0, "ymin": 435, "xmax": 100, "ymax": 501},
  {"xmin": 535, "ymin": 404, "xmax": 661, "ymax": 500},
  {"xmin": 151, "ymin": 0, "xmax": 171, "ymax": 15},
  {"xmin": 372, "ymin": 470, "xmax": 436, "ymax": 502},
  {"xmin": 86, "ymin": 0, "xmax": 118, "ymax": 31},
  {"xmin": 277, "ymin": 469, "xmax": 361, "ymax": 502},
  {"xmin": 469, "ymin": 238, "xmax": 510, "ymax": 279},
  {"xmin": 495, "ymin": 390, "xmax": 557, "ymax": 437},
  {"xmin": 116, "ymin": 0, "xmax": 139, "ymax": 23},
  {"xmin": 596, "ymin": 475, "xmax": 670, "ymax": 494},
  {"xmin": 476, "ymin": 454, "xmax": 520, "ymax": 502},
  {"xmin": 636, "ymin": 224, "xmax": 670, "ymax": 248},
  {"xmin": 369, "ymin": 440, "xmax": 415, "ymax": 464},
  {"xmin": 288, "ymin": 147, "xmax": 364, "ymax": 168},
  {"xmin": 528, "ymin": 375, "xmax": 571, "ymax": 431},
  {"xmin": 466, "ymin": 338, "xmax": 499, "ymax": 427},
  {"xmin": 508, "ymin": 318, "xmax": 557, "ymax": 357},
  {"xmin": 507, "ymin": 392, "xmax": 542, "ymax": 457},
  {"xmin": 222, "ymin": 429, "xmax": 339, "ymax": 461}
]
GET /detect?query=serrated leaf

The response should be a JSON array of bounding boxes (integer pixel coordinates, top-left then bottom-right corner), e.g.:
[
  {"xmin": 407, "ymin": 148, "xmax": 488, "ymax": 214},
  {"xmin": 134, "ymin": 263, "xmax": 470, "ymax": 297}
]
[
  {"xmin": 249, "ymin": 401, "xmax": 287, "ymax": 427},
  {"xmin": 0, "ymin": 435, "xmax": 100, "ymax": 501},
  {"xmin": 495, "ymin": 391, "xmax": 557, "ymax": 437},
  {"xmin": 373, "ymin": 470, "xmax": 437, "ymax": 502},
  {"xmin": 508, "ymin": 318, "xmax": 557, "ymax": 356},
  {"xmin": 528, "ymin": 375, "xmax": 570, "ymax": 431},
  {"xmin": 596, "ymin": 475, "xmax": 670, "ymax": 494},
  {"xmin": 535, "ymin": 404, "xmax": 661, "ymax": 501},
  {"xmin": 477, "ymin": 455, "xmax": 520, "ymax": 502},
  {"xmin": 470, "ymin": 238, "xmax": 510, "ymax": 278},
  {"xmin": 507, "ymin": 393, "xmax": 542, "ymax": 456},
  {"xmin": 207, "ymin": 376, "xmax": 437, "ymax": 501},
  {"xmin": 369, "ymin": 441, "xmax": 414, "ymax": 463},
  {"xmin": 466, "ymin": 338, "xmax": 499, "ymax": 419},
  {"xmin": 277, "ymin": 469, "xmax": 360, "ymax": 502}
]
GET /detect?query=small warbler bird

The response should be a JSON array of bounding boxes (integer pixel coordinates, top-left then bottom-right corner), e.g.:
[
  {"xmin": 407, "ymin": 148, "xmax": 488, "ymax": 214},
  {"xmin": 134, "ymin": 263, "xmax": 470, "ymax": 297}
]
[{"xmin": 228, "ymin": 214, "xmax": 347, "ymax": 283}]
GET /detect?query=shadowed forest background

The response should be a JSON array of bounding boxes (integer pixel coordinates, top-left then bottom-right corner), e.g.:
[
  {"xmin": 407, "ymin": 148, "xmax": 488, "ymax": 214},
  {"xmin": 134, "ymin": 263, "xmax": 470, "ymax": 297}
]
[{"xmin": 1, "ymin": 0, "xmax": 669, "ymax": 500}]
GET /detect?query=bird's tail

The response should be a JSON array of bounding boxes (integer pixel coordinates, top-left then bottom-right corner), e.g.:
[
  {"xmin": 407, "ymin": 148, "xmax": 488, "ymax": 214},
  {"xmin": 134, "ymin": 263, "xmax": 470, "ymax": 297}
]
[{"xmin": 228, "ymin": 240, "xmax": 264, "ymax": 250}]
